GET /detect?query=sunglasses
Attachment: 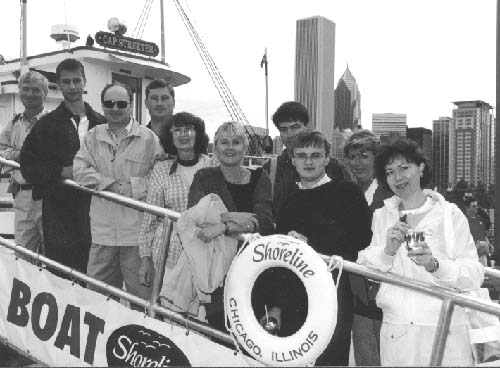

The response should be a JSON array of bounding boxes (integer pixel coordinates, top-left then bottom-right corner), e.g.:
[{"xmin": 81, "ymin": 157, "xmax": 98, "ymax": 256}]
[{"xmin": 103, "ymin": 100, "xmax": 129, "ymax": 109}]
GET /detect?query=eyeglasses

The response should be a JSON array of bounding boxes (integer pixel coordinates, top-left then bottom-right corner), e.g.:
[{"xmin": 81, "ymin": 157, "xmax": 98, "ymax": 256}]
[
  {"xmin": 103, "ymin": 100, "xmax": 129, "ymax": 109},
  {"xmin": 294, "ymin": 153, "xmax": 325, "ymax": 161},
  {"xmin": 171, "ymin": 126, "xmax": 196, "ymax": 136}
]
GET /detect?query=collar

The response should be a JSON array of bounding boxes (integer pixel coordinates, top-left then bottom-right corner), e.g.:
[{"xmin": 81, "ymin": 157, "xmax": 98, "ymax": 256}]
[
  {"xmin": 21, "ymin": 108, "xmax": 49, "ymax": 124},
  {"xmin": 383, "ymin": 189, "xmax": 446, "ymax": 212},
  {"xmin": 282, "ymin": 148, "xmax": 293, "ymax": 163},
  {"xmin": 297, "ymin": 173, "xmax": 331, "ymax": 190},
  {"xmin": 106, "ymin": 118, "xmax": 134, "ymax": 135},
  {"xmin": 364, "ymin": 178, "xmax": 378, "ymax": 205},
  {"xmin": 169, "ymin": 154, "xmax": 206, "ymax": 174}
]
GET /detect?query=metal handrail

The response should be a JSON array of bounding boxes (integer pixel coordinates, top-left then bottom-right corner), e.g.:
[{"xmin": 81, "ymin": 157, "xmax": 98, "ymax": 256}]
[
  {"xmin": 0, "ymin": 156, "xmax": 179, "ymax": 319},
  {"xmin": 2, "ymin": 156, "xmax": 500, "ymax": 366},
  {"xmin": 0, "ymin": 236, "xmax": 231, "ymax": 344}
]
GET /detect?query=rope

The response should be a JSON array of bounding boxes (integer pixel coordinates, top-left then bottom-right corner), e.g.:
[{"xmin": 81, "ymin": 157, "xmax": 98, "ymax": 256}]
[
  {"xmin": 132, "ymin": 0, "xmax": 154, "ymax": 39},
  {"xmin": 327, "ymin": 255, "xmax": 344, "ymax": 288},
  {"xmin": 173, "ymin": 0, "xmax": 264, "ymax": 154}
]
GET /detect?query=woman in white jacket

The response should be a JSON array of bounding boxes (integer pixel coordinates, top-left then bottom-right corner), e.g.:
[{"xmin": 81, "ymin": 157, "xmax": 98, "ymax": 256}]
[{"xmin": 357, "ymin": 138, "xmax": 483, "ymax": 366}]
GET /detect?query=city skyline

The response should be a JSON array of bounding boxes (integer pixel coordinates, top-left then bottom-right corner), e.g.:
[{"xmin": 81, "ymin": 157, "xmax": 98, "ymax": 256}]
[{"xmin": 0, "ymin": 0, "xmax": 494, "ymax": 140}]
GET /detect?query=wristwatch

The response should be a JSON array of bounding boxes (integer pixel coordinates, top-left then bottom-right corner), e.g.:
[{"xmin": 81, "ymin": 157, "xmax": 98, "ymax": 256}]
[{"xmin": 428, "ymin": 258, "xmax": 440, "ymax": 273}]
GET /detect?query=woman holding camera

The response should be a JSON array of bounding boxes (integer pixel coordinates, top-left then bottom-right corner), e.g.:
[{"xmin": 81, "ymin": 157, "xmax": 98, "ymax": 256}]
[{"xmin": 357, "ymin": 138, "xmax": 483, "ymax": 366}]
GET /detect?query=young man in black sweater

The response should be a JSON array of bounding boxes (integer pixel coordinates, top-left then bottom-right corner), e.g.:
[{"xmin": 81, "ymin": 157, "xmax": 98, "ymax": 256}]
[{"xmin": 256, "ymin": 130, "xmax": 372, "ymax": 366}]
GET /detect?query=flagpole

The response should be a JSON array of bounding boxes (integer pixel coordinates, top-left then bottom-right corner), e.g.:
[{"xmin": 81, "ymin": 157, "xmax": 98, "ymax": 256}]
[
  {"xmin": 261, "ymin": 48, "xmax": 269, "ymax": 135},
  {"xmin": 160, "ymin": 0, "xmax": 166, "ymax": 63}
]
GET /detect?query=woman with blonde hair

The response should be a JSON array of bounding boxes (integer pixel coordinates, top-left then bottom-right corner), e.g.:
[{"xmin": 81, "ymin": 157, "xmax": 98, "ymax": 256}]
[{"xmin": 187, "ymin": 121, "xmax": 274, "ymax": 330}]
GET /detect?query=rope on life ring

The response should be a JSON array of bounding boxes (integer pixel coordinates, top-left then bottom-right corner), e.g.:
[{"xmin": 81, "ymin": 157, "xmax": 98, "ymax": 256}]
[{"xmin": 224, "ymin": 234, "xmax": 338, "ymax": 367}]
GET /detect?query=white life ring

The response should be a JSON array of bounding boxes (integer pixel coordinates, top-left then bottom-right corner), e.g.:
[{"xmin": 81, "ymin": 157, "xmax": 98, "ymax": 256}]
[{"xmin": 224, "ymin": 234, "xmax": 337, "ymax": 366}]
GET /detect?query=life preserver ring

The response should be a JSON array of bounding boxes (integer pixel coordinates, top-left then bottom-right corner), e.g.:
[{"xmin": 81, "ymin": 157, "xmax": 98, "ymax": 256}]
[{"xmin": 224, "ymin": 234, "xmax": 337, "ymax": 366}]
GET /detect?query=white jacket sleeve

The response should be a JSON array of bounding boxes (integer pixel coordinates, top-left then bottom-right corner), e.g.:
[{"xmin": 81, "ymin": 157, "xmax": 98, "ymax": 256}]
[
  {"xmin": 432, "ymin": 205, "xmax": 484, "ymax": 290},
  {"xmin": 357, "ymin": 209, "xmax": 396, "ymax": 272}
]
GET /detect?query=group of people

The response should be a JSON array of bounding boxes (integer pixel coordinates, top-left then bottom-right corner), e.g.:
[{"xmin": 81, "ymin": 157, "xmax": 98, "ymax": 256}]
[{"xmin": 0, "ymin": 57, "xmax": 485, "ymax": 367}]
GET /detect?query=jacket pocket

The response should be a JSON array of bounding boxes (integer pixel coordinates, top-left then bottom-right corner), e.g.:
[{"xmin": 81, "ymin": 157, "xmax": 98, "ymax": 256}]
[{"xmin": 124, "ymin": 153, "xmax": 149, "ymax": 177}]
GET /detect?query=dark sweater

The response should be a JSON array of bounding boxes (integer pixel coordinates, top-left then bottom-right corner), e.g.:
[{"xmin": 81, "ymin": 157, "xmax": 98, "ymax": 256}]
[
  {"xmin": 188, "ymin": 166, "xmax": 274, "ymax": 235},
  {"xmin": 263, "ymin": 149, "xmax": 350, "ymax": 220},
  {"xmin": 276, "ymin": 179, "xmax": 372, "ymax": 259}
]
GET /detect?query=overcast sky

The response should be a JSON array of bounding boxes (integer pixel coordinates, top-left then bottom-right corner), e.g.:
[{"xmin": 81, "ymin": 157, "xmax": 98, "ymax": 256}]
[{"xmin": 0, "ymin": 0, "xmax": 496, "ymax": 139}]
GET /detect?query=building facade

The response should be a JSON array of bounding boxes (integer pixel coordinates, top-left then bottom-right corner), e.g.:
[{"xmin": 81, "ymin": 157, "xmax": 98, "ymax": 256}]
[
  {"xmin": 332, "ymin": 128, "xmax": 353, "ymax": 162},
  {"xmin": 273, "ymin": 136, "xmax": 284, "ymax": 156},
  {"xmin": 295, "ymin": 16, "xmax": 336, "ymax": 140},
  {"xmin": 452, "ymin": 101, "xmax": 494, "ymax": 187},
  {"xmin": 432, "ymin": 118, "xmax": 455, "ymax": 193},
  {"xmin": 334, "ymin": 66, "xmax": 361, "ymax": 131},
  {"xmin": 407, "ymin": 127, "xmax": 432, "ymax": 164},
  {"xmin": 372, "ymin": 113, "xmax": 407, "ymax": 141}
]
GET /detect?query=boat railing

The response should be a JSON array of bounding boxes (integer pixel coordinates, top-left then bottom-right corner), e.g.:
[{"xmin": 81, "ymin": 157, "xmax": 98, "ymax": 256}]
[{"xmin": 1, "ymin": 156, "xmax": 500, "ymax": 366}]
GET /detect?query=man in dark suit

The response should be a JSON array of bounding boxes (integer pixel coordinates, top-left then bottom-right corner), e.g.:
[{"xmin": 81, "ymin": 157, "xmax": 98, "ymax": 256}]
[{"xmin": 20, "ymin": 58, "xmax": 105, "ymax": 274}]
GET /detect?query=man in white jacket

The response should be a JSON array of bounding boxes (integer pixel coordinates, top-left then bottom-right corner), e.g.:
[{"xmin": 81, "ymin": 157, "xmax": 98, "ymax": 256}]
[{"xmin": 74, "ymin": 82, "xmax": 163, "ymax": 301}]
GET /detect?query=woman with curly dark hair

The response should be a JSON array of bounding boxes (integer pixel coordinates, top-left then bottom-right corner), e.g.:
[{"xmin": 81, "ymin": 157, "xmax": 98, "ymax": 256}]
[
  {"xmin": 137, "ymin": 112, "xmax": 215, "ymax": 289},
  {"xmin": 357, "ymin": 137, "xmax": 483, "ymax": 366}
]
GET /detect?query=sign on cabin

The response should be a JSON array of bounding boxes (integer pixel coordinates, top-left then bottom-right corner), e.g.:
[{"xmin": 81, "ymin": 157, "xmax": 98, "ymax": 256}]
[{"xmin": 95, "ymin": 31, "xmax": 159, "ymax": 57}]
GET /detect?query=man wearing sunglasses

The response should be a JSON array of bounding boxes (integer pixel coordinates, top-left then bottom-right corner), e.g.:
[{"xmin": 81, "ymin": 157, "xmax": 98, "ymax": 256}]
[
  {"xmin": 20, "ymin": 58, "xmax": 105, "ymax": 276},
  {"xmin": 74, "ymin": 82, "xmax": 163, "ymax": 301}
]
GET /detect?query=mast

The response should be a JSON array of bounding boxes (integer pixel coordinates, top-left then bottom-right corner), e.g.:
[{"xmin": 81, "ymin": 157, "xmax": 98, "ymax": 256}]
[
  {"xmin": 160, "ymin": 0, "xmax": 165, "ymax": 63},
  {"xmin": 20, "ymin": 0, "xmax": 29, "ymax": 73}
]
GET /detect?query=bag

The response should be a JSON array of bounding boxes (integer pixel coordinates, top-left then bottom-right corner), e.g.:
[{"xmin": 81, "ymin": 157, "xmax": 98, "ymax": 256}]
[{"xmin": 465, "ymin": 288, "xmax": 500, "ymax": 366}]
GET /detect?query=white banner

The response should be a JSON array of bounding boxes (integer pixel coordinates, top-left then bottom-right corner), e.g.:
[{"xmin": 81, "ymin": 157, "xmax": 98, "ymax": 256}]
[{"xmin": 0, "ymin": 246, "xmax": 259, "ymax": 367}]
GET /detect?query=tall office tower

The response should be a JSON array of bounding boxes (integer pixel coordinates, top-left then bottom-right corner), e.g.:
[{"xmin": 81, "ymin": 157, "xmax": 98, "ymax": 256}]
[
  {"xmin": 273, "ymin": 136, "xmax": 284, "ymax": 156},
  {"xmin": 432, "ymin": 117, "xmax": 456, "ymax": 193},
  {"xmin": 452, "ymin": 101, "xmax": 494, "ymax": 187},
  {"xmin": 295, "ymin": 16, "xmax": 336, "ymax": 140},
  {"xmin": 490, "ymin": 118, "xmax": 496, "ymax": 185},
  {"xmin": 334, "ymin": 66, "xmax": 361, "ymax": 130},
  {"xmin": 372, "ymin": 113, "xmax": 407, "ymax": 141},
  {"xmin": 407, "ymin": 127, "xmax": 432, "ymax": 163}
]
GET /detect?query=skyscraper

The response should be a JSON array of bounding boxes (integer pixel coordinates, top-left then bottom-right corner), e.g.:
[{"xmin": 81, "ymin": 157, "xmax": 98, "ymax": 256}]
[
  {"xmin": 407, "ymin": 127, "xmax": 432, "ymax": 164},
  {"xmin": 432, "ymin": 117, "xmax": 456, "ymax": 193},
  {"xmin": 334, "ymin": 66, "xmax": 361, "ymax": 130},
  {"xmin": 372, "ymin": 113, "xmax": 407, "ymax": 141},
  {"xmin": 295, "ymin": 16, "xmax": 335, "ymax": 140},
  {"xmin": 452, "ymin": 100, "xmax": 494, "ymax": 187},
  {"xmin": 273, "ymin": 136, "xmax": 284, "ymax": 156}
]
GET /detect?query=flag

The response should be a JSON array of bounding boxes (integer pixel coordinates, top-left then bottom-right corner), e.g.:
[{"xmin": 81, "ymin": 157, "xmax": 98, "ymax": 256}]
[{"xmin": 260, "ymin": 49, "xmax": 267, "ymax": 68}]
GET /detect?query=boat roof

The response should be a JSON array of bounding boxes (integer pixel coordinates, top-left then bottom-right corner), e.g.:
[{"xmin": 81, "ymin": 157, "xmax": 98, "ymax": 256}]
[{"xmin": 0, "ymin": 46, "xmax": 190, "ymax": 87}]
